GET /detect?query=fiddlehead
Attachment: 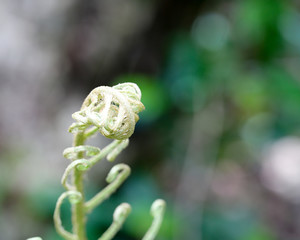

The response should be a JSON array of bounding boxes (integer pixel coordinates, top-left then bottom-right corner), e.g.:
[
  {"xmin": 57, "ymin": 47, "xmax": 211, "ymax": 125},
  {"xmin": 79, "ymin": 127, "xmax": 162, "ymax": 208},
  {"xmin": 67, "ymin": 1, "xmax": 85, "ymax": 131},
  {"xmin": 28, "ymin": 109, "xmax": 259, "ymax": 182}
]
[
  {"xmin": 54, "ymin": 82, "xmax": 165, "ymax": 240},
  {"xmin": 69, "ymin": 83, "xmax": 144, "ymax": 139}
]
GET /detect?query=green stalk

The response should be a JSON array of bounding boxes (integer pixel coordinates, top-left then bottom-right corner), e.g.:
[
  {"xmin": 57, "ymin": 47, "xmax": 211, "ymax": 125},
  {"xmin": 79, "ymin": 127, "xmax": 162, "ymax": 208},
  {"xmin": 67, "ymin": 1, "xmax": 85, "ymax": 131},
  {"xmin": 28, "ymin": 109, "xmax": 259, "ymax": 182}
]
[{"xmin": 72, "ymin": 131, "xmax": 87, "ymax": 240}]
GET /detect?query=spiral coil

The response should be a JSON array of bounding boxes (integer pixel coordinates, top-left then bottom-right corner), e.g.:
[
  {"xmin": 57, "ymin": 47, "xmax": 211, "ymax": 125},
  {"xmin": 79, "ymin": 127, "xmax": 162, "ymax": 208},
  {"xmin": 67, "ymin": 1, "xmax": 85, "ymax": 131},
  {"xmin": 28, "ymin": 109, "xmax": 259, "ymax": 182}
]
[{"xmin": 69, "ymin": 83, "xmax": 145, "ymax": 140}]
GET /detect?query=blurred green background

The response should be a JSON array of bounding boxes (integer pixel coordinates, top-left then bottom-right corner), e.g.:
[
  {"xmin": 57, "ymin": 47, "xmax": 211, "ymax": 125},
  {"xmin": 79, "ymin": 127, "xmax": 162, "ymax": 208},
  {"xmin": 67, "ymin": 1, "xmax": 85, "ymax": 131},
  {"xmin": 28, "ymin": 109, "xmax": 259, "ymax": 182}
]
[{"xmin": 1, "ymin": 0, "xmax": 300, "ymax": 239}]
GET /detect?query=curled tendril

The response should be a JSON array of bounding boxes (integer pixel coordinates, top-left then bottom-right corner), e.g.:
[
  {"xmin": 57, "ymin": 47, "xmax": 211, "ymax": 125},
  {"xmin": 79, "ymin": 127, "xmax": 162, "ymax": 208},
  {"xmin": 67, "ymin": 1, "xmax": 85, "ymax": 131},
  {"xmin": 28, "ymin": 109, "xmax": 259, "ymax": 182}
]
[
  {"xmin": 69, "ymin": 82, "xmax": 145, "ymax": 140},
  {"xmin": 61, "ymin": 159, "xmax": 90, "ymax": 190},
  {"xmin": 54, "ymin": 191, "xmax": 82, "ymax": 240},
  {"xmin": 98, "ymin": 203, "xmax": 131, "ymax": 240},
  {"xmin": 142, "ymin": 199, "xmax": 166, "ymax": 240},
  {"xmin": 105, "ymin": 163, "xmax": 131, "ymax": 185},
  {"xmin": 62, "ymin": 141, "xmax": 129, "ymax": 192},
  {"xmin": 63, "ymin": 145, "xmax": 101, "ymax": 161},
  {"xmin": 84, "ymin": 164, "xmax": 131, "ymax": 213}
]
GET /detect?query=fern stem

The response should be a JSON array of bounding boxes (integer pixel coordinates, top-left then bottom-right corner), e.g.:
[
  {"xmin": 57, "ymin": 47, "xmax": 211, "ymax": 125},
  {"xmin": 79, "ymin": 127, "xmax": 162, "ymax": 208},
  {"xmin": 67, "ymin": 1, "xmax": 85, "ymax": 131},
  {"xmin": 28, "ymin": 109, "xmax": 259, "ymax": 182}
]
[{"xmin": 72, "ymin": 131, "xmax": 87, "ymax": 240}]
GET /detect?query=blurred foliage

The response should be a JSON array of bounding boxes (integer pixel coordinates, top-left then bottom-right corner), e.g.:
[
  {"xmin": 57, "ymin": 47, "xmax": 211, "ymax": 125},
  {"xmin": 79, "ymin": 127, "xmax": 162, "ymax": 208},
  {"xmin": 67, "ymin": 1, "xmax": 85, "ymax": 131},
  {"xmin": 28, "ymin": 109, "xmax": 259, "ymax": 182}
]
[
  {"xmin": 201, "ymin": 207, "xmax": 275, "ymax": 240},
  {"xmin": 114, "ymin": 75, "xmax": 171, "ymax": 124}
]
